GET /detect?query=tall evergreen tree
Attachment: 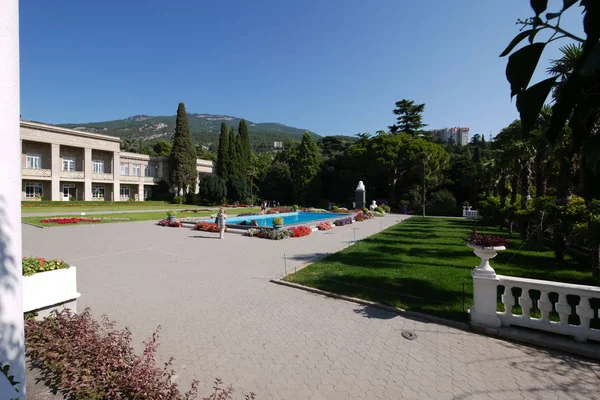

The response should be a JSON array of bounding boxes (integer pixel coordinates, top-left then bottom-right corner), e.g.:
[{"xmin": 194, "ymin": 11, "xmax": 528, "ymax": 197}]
[
  {"xmin": 388, "ymin": 99, "xmax": 427, "ymax": 136},
  {"xmin": 228, "ymin": 126, "xmax": 238, "ymax": 178},
  {"xmin": 169, "ymin": 103, "xmax": 197, "ymax": 195},
  {"xmin": 235, "ymin": 134, "xmax": 245, "ymax": 180},
  {"xmin": 293, "ymin": 131, "xmax": 321, "ymax": 204},
  {"xmin": 238, "ymin": 119, "xmax": 251, "ymax": 172},
  {"xmin": 216, "ymin": 122, "xmax": 229, "ymax": 179}
]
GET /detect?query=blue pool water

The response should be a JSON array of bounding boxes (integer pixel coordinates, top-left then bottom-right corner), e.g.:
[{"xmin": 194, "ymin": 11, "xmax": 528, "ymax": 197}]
[{"xmin": 227, "ymin": 212, "xmax": 347, "ymax": 227}]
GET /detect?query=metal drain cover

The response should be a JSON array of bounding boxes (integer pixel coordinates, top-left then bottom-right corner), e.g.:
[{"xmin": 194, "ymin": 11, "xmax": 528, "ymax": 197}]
[{"xmin": 401, "ymin": 331, "xmax": 417, "ymax": 340}]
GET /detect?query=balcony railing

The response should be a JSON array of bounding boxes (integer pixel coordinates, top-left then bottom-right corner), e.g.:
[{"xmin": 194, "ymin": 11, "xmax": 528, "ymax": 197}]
[
  {"xmin": 120, "ymin": 175, "xmax": 158, "ymax": 184},
  {"xmin": 60, "ymin": 171, "xmax": 85, "ymax": 179},
  {"xmin": 92, "ymin": 173, "xmax": 114, "ymax": 181},
  {"xmin": 22, "ymin": 168, "xmax": 51, "ymax": 178}
]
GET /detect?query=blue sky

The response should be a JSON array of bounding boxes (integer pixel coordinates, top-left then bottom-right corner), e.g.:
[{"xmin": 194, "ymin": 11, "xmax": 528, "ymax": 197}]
[{"xmin": 19, "ymin": 0, "xmax": 583, "ymax": 138}]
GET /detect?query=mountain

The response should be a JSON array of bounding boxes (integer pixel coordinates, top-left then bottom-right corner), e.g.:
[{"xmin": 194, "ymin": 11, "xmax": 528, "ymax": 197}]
[{"xmin": 56, "ymin": 114, "xmax": 322, "ymax": 152}]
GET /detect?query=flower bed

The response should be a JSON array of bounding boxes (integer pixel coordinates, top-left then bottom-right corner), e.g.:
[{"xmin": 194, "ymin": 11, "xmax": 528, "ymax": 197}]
[
  {"xmin": 290, "ymin": 225, "xmax": 312, "ymax": 238},
  {"xmin": 333, "ymin": 217, "xmax": 353, "ymax": 226},
  {"xmin": 157, "ymin": 219, "xmax": 182, "ymax": 227},
  {"xmin": 354, "ymin": 211, "xmax": 374, "ymax": 222},
  {"xmin": 24, "ymin": 308, "xmax": 251, "ymax": 400},
  {"xmin": 236, "ymin": 212, "xmax": 260, "ymax": 217},
  {"xmin": 317, "ymin": 221, "xmax": 333, "ymax": 230},
  {"xmin": 23, "ymin": 257, "xmax": 69, "ymax": 276},
  {"xmin": 40, "ymin": 217, "xmax": 101, "ymax": 224},
  {"xmin": 194, "ymin": 221, "xmax": 225, "ymax": 233},
  {"xmin": 245, "ymin": 228, "xmax": 291, "ymax": 240},
  {"xmin": 266, "ymin": 207, "xmax": 294, "ymax": 214}
]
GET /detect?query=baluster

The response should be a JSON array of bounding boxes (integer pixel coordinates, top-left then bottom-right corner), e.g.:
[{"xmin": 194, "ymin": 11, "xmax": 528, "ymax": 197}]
[
  {"xmin": 575, "ymin": 296, "xmax": 594, "ymax": 342},
  {"xmin": 519, "ymin": 289, "xmax": 533, "ymax": 319},
  {"xmin": 538, "ymin": 291, "xmax": 553, "ymax": 323},
  {"xmin": 556, "ymin": 293, "xmax": 571, "ymax": 325},
  {"xmin": 501, "ymin": 285, "xmax": 515, "ymax": 316}
]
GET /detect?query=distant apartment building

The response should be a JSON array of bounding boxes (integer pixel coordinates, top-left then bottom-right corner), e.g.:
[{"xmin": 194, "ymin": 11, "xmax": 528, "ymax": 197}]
[
  {"xmin": 273, "ymin": 141, "xmax": 284, "ymax": 149},
  {"xmin": 430, "ymin": 127, "xmax": 470, "ymax": 146},
  {"xmin": 20, "ymin": 121, "xmax": 213, "ymax": 201}
]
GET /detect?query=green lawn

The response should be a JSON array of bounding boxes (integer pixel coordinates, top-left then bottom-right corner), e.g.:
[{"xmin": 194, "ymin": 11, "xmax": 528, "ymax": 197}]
[
  {"xmin": 284, "ymin": 217, "xmax": 599, "ymax": 322},
  {"xmin": 23, "ymin": 208, "xmax": 261, "ymax": 227},
  {"xmin": 21, "ymin": 201, "xmax": 203, "ymax": 214}
]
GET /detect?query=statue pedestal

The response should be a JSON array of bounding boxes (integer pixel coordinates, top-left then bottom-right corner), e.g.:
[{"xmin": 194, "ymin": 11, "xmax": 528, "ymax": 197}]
[{"xmin": 355, "ymin": 190, "xmax": 365, "ymax": 209}]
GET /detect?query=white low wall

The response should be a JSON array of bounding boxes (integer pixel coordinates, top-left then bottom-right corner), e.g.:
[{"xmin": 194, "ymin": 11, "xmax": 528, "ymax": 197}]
[{"xmin": 22, "ymin": 267, "xmax": 80, "ymax": 313}]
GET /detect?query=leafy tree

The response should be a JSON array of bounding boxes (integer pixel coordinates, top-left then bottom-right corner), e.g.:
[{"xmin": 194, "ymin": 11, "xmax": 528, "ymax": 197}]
[
  {"xmin": 216, "ymin": 122, "xmax": 229, "ymax": 179},
  {"xmin": 227, "ymin": 177, "xmax": 251, "ymax": 203},
  {"xmin": 197, "ymin": 175, "xmax": 227, "ymax": 205},
  {"xmin": 293, "ymin": 132, "xmax": 321, "ymax": 204},
  {"xmin": 169, "ymin": 103, "xmax": 197, "ymax": 195},
  {"xmin": 261, "ymin": 161, "xmax": 293, "ymax": 205},
  {"xmin": 152, "ymin": 141, "xmax": 172, "ymax": 156},
  {"xmin": 389, "ymin": 99, "xmax": 427, "ymax": 136}
]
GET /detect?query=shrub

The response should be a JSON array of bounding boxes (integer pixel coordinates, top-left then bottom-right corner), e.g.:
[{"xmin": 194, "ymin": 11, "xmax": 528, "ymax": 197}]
[
  {"xmin": 331, "ymin": 205, "xmax": 339, "ymax": 211},
  {"xmin": 354, "ymin": 211, "xmax": 374, "ymax": 222},
  {"xmin": 22, "ymin": 257, "xmax": 69, "ymax": 276},
  {"xmin": 317, "ymin": 221, "xmax": 333, "ymax": 230},
  {"xmin": 157, "ymin": 219, "xmax": 182, "ymax": 227},
  {"xmin": 39, "ymin": 217, "xmax": 101, "ymax": 224},
  {"xmin": 227, "ymin": 178, "xmax": 250, "ymax": 203},
  {"xmin": 426, "ymin": 189, "xmax": 457, "ymax": 216},
  {"xmin": 248, "ymin": 228, "xmax": 291, "ymax": 240},
  {"xmin": 333, "ymin": 217, "xmax": 353, "ymax": 226},
  {"xmin": 382, "ymin": 204, "xmax": 391, "ymax": 213},
  {"xmin": 194, "ymin": 221, "xmax": 222, "ymax": 233},
  {"xmin": 24, "ymin": 308, "xmax": 252, "ymax": 400},
  {"xmin": 375, "ymin": 206, "xmax": 384, "ymax": 213},
  {"xmin": 198, "ymin": 176, "xmax": 227, "ymax": 206},
  {"xmin": 167, "ymin": 210, "xmax": 177, "ymax": 217},
  {"xmin": 289, "ymin": 226, "xmax": 311, "ymax": 238},
  {"xmin": 172, "ymin": 195, "xmax": 185, "ymax": 205},
  {"xmin": 292, "ymin": 205, "xmax": 299, "ymax": 211},
  {"xmin": 272, "ymin": 217, "xmax": 284, "ymax": 226},
  {"xmin": 362, "ymin": 208, "xmax": 369, "ymax": 214}
]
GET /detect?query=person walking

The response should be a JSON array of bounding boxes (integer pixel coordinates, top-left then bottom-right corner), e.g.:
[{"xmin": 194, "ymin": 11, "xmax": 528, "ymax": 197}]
[{"xmin": 216, "ymin": 208, "xmax": 227, "ymax": 239}]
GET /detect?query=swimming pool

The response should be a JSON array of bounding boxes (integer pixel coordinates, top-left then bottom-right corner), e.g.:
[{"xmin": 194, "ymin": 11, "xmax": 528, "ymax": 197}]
[{"xmin": 227, "ymin": 212, "xmax": 347, "ymax": 227}]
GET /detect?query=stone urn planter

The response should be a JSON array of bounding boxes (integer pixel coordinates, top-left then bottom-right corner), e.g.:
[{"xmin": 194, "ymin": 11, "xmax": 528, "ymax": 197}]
[
  {"xmin": 272, "ymin": 217, "xmax": 284, "ymax": 230},
  {"xmin": 467, "ymin": 243, "xmax": 505, "ymax": 277}
]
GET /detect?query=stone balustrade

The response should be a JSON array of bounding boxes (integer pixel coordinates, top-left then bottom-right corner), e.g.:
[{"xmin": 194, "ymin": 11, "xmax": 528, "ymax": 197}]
[
  {"xmin": 60, "ymin": 170, "xmax": 84, "ymax": 179},
  {"xmin": 462, "ymin": 206, "xmax": 480, "ymax": 219},
  {"xmin": 92, "ymin": 173, "xmax": 113, "ymax": 181},
  {"xmin": 22, "ymin": 168, "xmax": 51, "ymax": 177},
  {"xmin": 496, "ymin": 275, "xmax": 600, "ymax": 342}
]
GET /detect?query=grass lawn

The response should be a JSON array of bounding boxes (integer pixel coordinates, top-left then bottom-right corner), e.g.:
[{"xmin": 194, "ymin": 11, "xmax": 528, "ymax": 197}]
[
  {"xmin": 23, "ymin": 208, "xmax": 261, "ymax": 227},
  {"xmin": 284, "ymin": 217, "xmax": 599, "ymax": 323},
  {"xmin": 21, "ymin": 201, "xmax": 206, "ymax": 214}
]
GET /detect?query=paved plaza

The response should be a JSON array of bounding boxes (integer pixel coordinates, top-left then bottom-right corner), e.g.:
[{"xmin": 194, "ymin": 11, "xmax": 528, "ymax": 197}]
[{"xmin": 23, "ymin": 215, "xmax": 600, "ymax": 399}]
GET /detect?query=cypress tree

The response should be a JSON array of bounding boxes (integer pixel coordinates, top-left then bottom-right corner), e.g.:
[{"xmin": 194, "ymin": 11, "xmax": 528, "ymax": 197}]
[
  {"xmin": 216, "ymin": 122, "xmax": 229, "ymax": 179},
  {"xmin": 228, "ymin": 126, "xmax": 238, "ymax": 178},
  {"xmin": 169, "ymin": 103, "xmax": 197, "ymax": 195},
  {"xmin": 235, "ymin": 134, "xmax": 245, "ymax": 180},
  {"xmin": 238, "ymin": 119, "xmax": 251, "ymax": 172}
]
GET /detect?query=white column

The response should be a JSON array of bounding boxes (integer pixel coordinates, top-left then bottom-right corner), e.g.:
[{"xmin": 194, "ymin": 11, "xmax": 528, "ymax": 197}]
[
  {"xmin": 84, "ymin": 148, "xmax": 92, "ymax": 200},
  {"xmin": 113, "ymin": 151, "xmax": 120, "ymax": 201},
  {"xmin": 51, "ymin": 143, "xmax": 60, "ymax": 201},
  {"xmin": 138, "ymin": 183, "xmax": 144, "ymax": 202},
  {"xmin": 0, "ymin": 0, "xmax": 26, "ymax": 397}
]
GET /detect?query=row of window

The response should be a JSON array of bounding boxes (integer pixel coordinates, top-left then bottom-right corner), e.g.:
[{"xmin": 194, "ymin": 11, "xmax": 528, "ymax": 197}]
[
  {"xmin": 25, "ymin": 153, "xmax": 155, "ymax": 176},
  {"xmin": 24, "ymin": 183, "xmax": 152, "ymax": 199}
]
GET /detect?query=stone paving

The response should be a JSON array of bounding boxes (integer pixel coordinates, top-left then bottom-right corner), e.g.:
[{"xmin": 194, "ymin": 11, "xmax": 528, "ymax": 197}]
[{"xmin": 23, "ymin": 215, "xmax": 600, "ymax": 399}]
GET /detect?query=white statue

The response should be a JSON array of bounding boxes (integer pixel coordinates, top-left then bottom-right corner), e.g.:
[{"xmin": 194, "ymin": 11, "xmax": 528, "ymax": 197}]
[
  {"xmin": 369, "ymin": 200, "xmax": 377, "ymax": 211},
  {"xmin": 356, "ymin": 181, "xmax": 365, "ymax": 191}
]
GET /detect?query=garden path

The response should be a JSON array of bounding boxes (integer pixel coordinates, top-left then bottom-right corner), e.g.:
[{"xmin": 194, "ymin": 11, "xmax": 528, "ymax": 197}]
[{"xmin": 22, "ymin": 216, "xmax": 600, "ymax": 399}]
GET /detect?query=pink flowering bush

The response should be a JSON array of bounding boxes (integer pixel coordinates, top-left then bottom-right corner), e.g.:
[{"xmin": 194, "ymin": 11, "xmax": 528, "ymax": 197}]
[
  {"xmin": 317, "ymin": 221, "xmax": 333, "ymax": 230},
  {"xmin": 158, "ymin": 219, "xmax": 183, "ymax": 227}
]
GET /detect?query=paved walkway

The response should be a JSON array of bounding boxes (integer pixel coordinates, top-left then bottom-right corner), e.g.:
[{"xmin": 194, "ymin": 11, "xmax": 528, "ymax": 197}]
[{"xmin": 22, "ymin": 216, "xmax": 600, "ymax": 399}]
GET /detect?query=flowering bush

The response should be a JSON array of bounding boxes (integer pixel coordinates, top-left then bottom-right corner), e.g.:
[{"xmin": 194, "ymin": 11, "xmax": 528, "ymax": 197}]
[
  {"xmin": 22, "ymin": 257, "xmax": 69, "ymax": 276},
  {"xmin": 244, "ymin": 228, "xmax": 260, "ymax": 237},
  {"xmin": 354, "ymin": 211, "xmax": 373, "ymax": 222},
  {"xmin": 245, "ymin": 228, "xmax": 291, "ymax": 240},
  {"xmin": 333, "ymin": 217, "xmax": 353, "ymax": 226},
  {"xmin": 317, "ymin": 221, "xmax": 333, "ymax": 230},
  {"xmin": 236, "ymin": 212, "xmax": 260, "ymax": 217},
  {"xmin": 464, "ymin": 230, "xmax": 509, "ymax": 248},
  {"xmin": 289, "ymin": 226, "xmax": 312, "ymax": 238},
  {"xmin": 266, "ymin": 207, "xmax": 294, "ymax": 214},
  {"xmin": 40, "ymin": 217, "xmax": 101, "ymax": 224},
  {"xmin": 157, "ymin": 219, "xmax": 183, "ymax": 227},
  {"xmin": 25, "ymin": 308, "xmax": 253, "ymax": 399},
  {"xmin": 194, "ymin": 221, "xmax": 225, "ymax": 232}
]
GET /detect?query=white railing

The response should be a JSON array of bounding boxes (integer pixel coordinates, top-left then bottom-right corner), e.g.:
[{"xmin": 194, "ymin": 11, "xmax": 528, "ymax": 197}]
[
  {"xmin": 22, "ymin": 168, "xmax": 51, "ymax": 177},
  {"xmin": 60, "ymin": 170, "xmax": 84, "ymax": 179},
  {"xmin": 142, "ymin": 176, "xmax": 158, "ymax": 183},
  {"xmin": 462, "ymin": 207, "xmax": 480, "ymax": 219},
  {"xmin": 92, "ymin": 173, "xmax": 113, "ymax": 181},
  {"xmin": 497, "ymin": 275, "xmax": 599, "ymax": 342},
  {"xmin": 121, "ymin": 175, "xmax": 140, "ymax": 182}
]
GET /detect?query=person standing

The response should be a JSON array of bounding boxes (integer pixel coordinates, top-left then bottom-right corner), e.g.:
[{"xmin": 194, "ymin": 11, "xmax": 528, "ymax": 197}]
[{"xmin": 216, "ymin": 208, "xmax": 227, "ymax": 239}]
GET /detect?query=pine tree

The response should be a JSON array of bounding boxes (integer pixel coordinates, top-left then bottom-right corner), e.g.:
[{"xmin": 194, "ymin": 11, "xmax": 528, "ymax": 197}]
[
  {"xmin": 169, "ymin": 103, "xmax": 197, "ymax": 195},
  {"xmin": 293, "ymin": 131, "xmax": 321, "ymax": 204},
  {"xmin": 228, "ymin": 126, "xmax": 238, "ymax": 178},
  {"xmin": 216, "ymin": 122, "xmax": 229, "ymax": 179},
  {"xmin": 238, "ymin": 119, "xmax": 251, "ymax": 172}
]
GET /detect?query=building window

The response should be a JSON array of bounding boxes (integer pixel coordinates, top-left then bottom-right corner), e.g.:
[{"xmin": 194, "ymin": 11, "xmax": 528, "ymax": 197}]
[
  {"xmin": 62, "ymin": 157, "xmax": 75, "ymax": 171},
  {"xmin": 25, "ymin": 183, "xmax": 43, "ymax": 198},
  {"xmin": 133, "ymin": 164, "xmax": 141, "ymax": 176},
  {"xmin": 144, "ymin": 187, "xmax": 152, "ymax": 200},
  {"xmin": 92, "ymin": 185, "xmax": 105, "ymax": 199},
  {"xmin": 93, "ymin": 160, "xmax": 104, "ymax": 174},
  {"xmin": 120, "ymin": 163, "xmax": 129, "ymax": 176},
  {"xmin": 26, "ymin": 153, "xmax": 42, "ymax": 169},
  {"xmin": 120, "ymin": 186, "xmax": 130, "ymax": 199},
  {"xmin": 144, "ymin": 165, "xmax": 154, "ymax": 177}
]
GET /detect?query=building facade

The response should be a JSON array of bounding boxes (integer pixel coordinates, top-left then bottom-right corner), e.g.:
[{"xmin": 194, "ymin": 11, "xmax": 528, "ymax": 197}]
[
  {"xmin": 430, "ymin": 127, "xmax": 470, "ymax": 146},
  {"xmin": 20, "ymin": 121, "xmax": 213, "ymax": 201}
]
